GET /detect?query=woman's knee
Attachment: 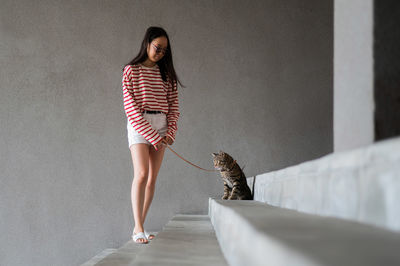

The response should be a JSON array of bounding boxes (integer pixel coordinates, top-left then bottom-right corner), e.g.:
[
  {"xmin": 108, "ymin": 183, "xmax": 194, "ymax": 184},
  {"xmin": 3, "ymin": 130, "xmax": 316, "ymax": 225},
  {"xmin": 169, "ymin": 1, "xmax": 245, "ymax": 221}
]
[
  {"xmin": 134, "ymin": 170, "xmax": 149, "ymax": 184},
  {"xmin": 146, "ymin": 178, "xmax": 157, "ymax": 190}
]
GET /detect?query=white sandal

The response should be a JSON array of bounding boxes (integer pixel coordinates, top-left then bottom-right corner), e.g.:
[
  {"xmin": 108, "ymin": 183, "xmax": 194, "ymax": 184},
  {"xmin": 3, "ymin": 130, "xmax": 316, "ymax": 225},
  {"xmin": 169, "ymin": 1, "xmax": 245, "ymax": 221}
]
[
  {"xmin": 132, "ymin": 232, "xmax": 148, "ymax": 244},
  {"xmin": 144, "ymin": 230, "xmax": 155, "ymax": 240}
]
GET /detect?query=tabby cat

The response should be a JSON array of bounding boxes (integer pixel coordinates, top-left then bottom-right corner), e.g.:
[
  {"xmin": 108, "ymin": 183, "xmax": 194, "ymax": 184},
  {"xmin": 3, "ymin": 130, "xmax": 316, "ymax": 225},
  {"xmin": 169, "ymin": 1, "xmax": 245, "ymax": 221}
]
[{"xmin": 212, "ymin": 151, "xmax": 253, "ymax": 200}]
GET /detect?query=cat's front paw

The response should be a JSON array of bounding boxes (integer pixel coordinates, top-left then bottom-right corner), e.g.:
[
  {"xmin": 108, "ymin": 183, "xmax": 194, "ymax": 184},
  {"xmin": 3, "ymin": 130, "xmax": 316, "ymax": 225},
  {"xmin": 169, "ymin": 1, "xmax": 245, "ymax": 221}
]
[
  {"xmin": 222, "ymin": 195, "xmax": 229, "ymax": 200},
  {"xmin": 228, "ymin": 194, "xmax": 238, "ymax": 200}
]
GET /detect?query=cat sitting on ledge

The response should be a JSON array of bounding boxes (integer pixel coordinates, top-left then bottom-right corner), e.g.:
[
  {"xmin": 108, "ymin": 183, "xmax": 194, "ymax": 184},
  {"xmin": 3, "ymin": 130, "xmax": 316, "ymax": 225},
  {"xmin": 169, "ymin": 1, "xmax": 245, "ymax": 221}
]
[{"xmin": 212, "ymin": 151, "xmax": 253, "ymax": 200}]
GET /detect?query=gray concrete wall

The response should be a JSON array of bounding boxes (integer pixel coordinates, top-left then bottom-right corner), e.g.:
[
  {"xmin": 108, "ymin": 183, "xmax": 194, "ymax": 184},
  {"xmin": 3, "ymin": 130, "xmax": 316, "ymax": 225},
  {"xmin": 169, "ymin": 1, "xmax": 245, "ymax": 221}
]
[
  {"xmin": 334, "ymin": 0, "xmax": 374, "ymax": 152},
  {"xmin": 0, "ymin": 0, "xmax": 332, "ymax": 265}
]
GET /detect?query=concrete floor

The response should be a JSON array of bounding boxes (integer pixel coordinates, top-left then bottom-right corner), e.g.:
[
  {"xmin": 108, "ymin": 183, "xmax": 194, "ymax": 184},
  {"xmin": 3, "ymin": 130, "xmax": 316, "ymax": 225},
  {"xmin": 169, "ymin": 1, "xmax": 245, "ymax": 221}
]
[
  {"xmin": 82, "ymin": 240, "xmax": 148, "ymax": 266},
  {"xmin": 132, "ymin": 215, "xmax": 228, "ymax": 266},
  {"xmin": 82, "ymin": 214, "xmax": 227, "ymax": 266}
]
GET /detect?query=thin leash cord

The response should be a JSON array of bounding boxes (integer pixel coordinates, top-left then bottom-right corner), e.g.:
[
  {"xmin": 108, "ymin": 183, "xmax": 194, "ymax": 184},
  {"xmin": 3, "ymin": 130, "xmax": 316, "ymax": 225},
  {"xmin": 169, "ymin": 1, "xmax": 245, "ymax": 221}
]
[{"xmin": 163, "ymin": 143, "xmax": 219, "ymax": 172}]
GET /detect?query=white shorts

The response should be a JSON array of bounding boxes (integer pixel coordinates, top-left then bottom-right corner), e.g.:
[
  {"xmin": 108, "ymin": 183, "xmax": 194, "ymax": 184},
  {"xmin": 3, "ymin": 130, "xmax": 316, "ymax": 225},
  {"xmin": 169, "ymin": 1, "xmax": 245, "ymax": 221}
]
[{"xmin": 127, "ymin": 112, "xmax": 168, "ymax": 148}]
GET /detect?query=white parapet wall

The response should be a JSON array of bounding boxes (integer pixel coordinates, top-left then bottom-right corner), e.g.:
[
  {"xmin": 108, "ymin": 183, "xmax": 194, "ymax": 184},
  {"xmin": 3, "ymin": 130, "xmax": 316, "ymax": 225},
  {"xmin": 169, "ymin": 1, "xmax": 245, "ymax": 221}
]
[{"xmin": 252, "ymin": 136, "xmax": 400, "ymax": 231}]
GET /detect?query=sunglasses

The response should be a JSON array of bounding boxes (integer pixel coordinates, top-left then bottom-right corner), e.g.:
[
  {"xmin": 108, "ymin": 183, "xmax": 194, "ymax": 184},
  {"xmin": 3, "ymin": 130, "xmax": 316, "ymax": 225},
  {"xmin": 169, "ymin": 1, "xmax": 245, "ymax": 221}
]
[{"xmin": 151, "ymin": 43, "xmax": 168, "ymax": 54}]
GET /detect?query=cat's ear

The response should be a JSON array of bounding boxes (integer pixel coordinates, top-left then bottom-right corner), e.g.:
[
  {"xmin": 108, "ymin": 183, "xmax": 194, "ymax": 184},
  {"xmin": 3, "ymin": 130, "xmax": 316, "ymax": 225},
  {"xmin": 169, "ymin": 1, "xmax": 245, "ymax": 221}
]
[{"xmin": 212, "ymin": 153, "xmax": 218, "ymax": 157}]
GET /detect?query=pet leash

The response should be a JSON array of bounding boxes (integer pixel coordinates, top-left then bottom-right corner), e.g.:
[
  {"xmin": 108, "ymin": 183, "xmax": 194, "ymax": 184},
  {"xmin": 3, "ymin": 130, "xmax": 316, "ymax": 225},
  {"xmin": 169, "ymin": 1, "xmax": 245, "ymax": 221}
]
[{"xmin": 162, "ymin": 143, "xmax": 219, "ymax": 172}]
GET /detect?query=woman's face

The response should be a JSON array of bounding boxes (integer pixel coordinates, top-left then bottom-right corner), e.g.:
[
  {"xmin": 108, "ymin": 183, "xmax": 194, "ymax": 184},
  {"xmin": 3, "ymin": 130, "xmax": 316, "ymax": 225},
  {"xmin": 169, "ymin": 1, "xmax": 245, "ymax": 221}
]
[{"xmin": 147, "ymin": 36, "xmax": 168, "ymax": 63}]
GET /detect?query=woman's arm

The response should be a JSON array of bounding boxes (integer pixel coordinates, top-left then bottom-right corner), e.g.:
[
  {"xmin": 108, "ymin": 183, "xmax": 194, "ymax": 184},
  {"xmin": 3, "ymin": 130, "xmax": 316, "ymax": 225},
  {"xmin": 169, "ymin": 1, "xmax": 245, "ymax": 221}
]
[
  {"xmin": 122, "ymin": 65, "xmax": 163, "ymax": 150},
  {"xmin": 166, "ymin": 79, "xmax": 180, "ymax": 142}
]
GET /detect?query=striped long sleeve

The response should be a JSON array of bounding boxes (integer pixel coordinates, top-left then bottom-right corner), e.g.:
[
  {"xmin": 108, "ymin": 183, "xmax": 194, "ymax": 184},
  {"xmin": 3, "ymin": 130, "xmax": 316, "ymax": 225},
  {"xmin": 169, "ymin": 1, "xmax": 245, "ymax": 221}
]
[
  {"xmin": 166, "ymin": 79, "xmax": 180, "ymax": 141},
  {"xmin": 122, "ymin": 65, "xmax": 163, "ymax": 149}
]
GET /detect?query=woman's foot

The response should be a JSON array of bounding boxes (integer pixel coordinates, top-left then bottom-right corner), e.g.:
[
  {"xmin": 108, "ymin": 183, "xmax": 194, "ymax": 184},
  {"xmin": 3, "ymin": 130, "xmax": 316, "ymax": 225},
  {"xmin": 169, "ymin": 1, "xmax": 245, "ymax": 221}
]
[
  {"xmin": 132, "ymin": 227, "xmax": 148, "ymax": 244},
  {"xmin": 132, "ymin": 231, "xmax": 148, "ymax": 244},
  {"xmin": 145, "ymin": 230, "xmax": 155, "ymax": 240}
]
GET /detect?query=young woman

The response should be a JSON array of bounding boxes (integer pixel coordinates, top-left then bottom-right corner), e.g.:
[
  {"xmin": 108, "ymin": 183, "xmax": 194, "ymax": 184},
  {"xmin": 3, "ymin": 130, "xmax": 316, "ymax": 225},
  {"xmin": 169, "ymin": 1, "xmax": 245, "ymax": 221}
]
[{"xmin": 122, "ymin": 26, "xmax": 183, "ymax": 244}]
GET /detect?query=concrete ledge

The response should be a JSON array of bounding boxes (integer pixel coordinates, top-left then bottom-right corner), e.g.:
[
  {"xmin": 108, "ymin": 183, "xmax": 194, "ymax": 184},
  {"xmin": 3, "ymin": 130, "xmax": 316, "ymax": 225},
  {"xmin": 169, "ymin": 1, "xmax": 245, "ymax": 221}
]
[
  {"xmin": 252, "ymin": 136, "xmax": 400, "ymax": 231},
  {"xmin": 209, "ymin": 198, "xmax": 400, "ymax": 266}
]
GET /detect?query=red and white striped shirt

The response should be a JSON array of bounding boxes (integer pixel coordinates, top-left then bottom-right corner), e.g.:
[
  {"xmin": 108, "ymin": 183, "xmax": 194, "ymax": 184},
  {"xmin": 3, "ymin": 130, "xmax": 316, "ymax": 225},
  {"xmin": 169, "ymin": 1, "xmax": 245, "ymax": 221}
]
[{"xmin": 122, "ymin": 63, "xmax": 180, "ymax": 150}]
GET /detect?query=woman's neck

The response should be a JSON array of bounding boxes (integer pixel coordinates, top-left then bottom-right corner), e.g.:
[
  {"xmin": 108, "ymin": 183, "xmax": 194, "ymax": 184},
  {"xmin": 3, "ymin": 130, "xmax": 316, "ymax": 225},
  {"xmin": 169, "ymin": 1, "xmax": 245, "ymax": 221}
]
[{"xmin": 141, "ymin": 59, "xmax": 157, "ymax": 68}]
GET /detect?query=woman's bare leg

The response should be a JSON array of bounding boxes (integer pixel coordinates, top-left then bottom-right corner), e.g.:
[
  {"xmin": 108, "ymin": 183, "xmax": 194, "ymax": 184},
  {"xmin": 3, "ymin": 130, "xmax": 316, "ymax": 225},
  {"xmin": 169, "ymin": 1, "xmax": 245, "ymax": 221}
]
[
  {"xmin": 130, "ymin": 143, "xmax": 150, "ymax": 243},
  {"xmin": 142, "ymin": 144, "xmax": 166, "ymax": 224}
]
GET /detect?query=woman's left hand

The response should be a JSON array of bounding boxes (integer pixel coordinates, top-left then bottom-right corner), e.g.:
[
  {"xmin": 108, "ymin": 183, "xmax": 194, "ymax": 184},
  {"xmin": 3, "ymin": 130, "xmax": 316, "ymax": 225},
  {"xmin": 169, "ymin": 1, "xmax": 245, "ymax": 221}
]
[{"xmin": 162, "ymin": 136, "xmax": 174, "ymax": 145}]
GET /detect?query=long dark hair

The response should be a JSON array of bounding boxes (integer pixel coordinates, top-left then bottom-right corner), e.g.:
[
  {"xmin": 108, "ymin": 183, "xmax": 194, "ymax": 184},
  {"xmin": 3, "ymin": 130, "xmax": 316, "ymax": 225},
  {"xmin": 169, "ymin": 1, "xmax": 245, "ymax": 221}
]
[{"xmin": 124, "ymin": 26, "xmax": 184, "ymax": 90}]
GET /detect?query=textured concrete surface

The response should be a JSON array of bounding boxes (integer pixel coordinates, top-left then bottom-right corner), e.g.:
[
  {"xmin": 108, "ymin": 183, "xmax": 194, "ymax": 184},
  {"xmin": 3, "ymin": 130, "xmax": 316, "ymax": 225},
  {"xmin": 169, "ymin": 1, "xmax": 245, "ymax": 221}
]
[
  {"xmin": 253, "ymin": 136, "xmax": 400, "ymax": 231},
  {"xmin": 132, "ymin": 215, "xmax": 227, "ymax": 266},
  {"xmin": 334, "ymin": 0, "xmax": 374, "ymax": 151},
  {"xmin": 81, "ymin": 249, "xmax": 117, "ymax": 266},
  {"xmin": 209, "ymin": 198, "xmax": 400, "ymax": 266},
  {"xmin": 0, "ymin": 1, "xmax": 332, "ymax": 265},
  {"xmin": 83, "ymin": 215, "xmax": 226, "ymax": 266},
  {"xmin": 90, "ymin": 239, "xmax": 150, "ymax": 266}
]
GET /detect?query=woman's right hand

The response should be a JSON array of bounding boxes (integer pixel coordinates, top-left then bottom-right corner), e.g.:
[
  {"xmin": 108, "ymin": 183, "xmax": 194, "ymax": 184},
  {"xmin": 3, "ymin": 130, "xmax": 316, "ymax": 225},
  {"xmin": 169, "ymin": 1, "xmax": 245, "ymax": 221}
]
[{"xmin": 154, "ymin": 140, "xmax": 166, "ymax": 151}]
